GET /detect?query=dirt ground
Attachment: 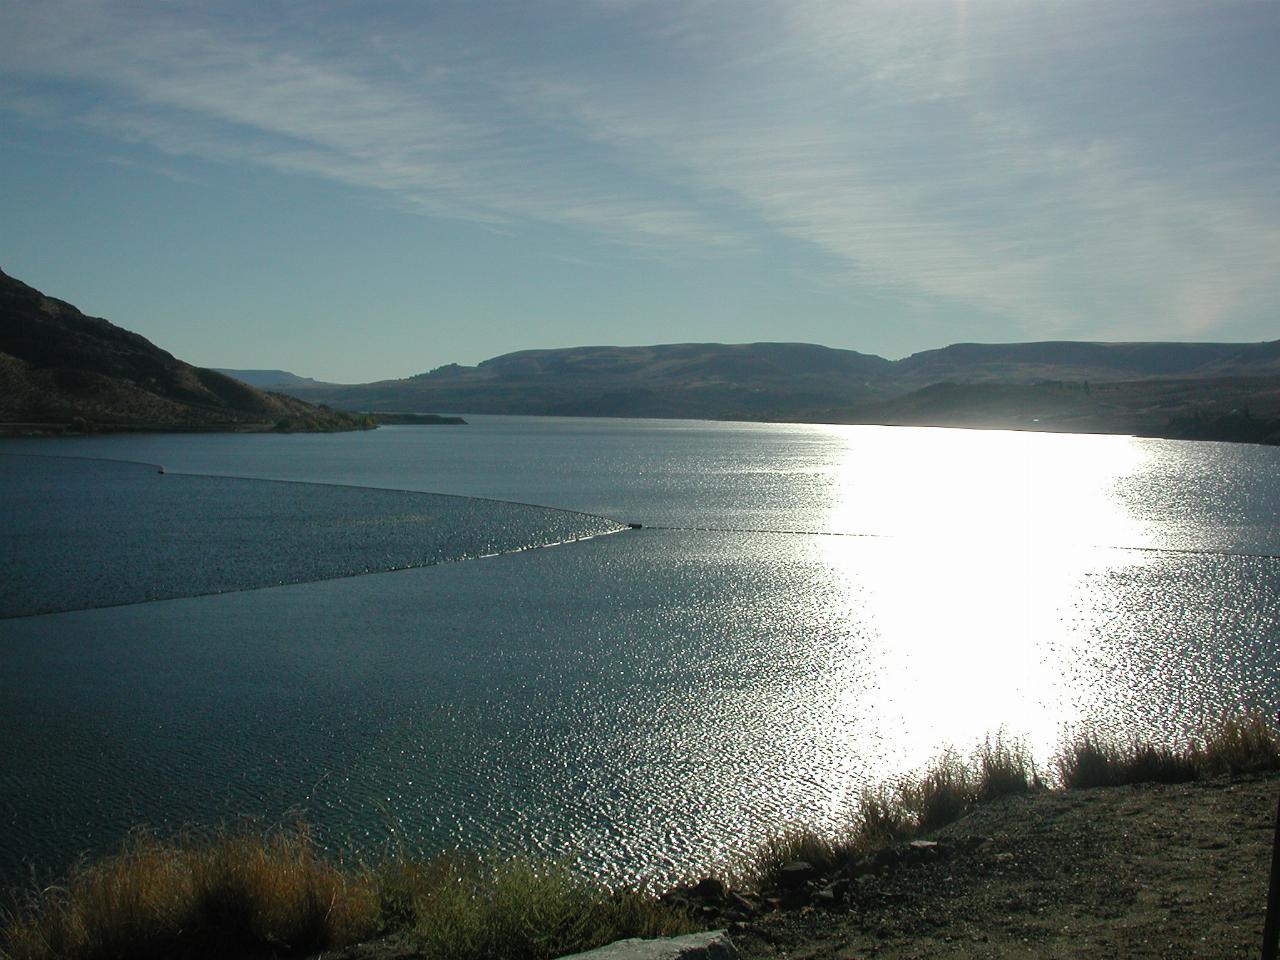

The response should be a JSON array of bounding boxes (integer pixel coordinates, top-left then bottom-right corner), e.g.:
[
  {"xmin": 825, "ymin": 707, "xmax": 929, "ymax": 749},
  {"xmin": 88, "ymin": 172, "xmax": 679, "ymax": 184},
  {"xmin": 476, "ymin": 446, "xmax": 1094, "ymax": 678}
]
[{"xmin": 732, "ymin": 773, "xmax": 1280, "ymax": 960}]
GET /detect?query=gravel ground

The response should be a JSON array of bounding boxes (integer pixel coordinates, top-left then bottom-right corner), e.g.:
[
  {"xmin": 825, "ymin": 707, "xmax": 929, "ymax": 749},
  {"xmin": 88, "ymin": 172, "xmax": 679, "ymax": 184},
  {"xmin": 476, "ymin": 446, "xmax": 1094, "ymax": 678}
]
[{"xmin": 732, "ymin": 773, "xmax": 1280, "ymax": 960}]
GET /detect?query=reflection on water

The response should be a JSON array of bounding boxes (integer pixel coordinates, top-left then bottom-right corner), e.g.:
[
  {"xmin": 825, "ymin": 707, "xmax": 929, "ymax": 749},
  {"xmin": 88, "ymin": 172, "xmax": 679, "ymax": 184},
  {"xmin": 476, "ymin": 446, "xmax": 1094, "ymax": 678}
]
[
  {"xmin": 823, "ymin": 426, "xmax": 1150, "ymax": 547},
  {"xmin": 817, "ymin": 428, "xmax": 1154, "ymax": 768},
  {"xmin": 1, "ymin": 421, "xmax": 1279, "ymax": 889}
]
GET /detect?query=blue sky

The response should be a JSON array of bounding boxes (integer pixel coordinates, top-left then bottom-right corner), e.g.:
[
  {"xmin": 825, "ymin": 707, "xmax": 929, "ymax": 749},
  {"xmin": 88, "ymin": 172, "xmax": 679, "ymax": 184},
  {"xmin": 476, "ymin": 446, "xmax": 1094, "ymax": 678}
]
[{"xmin": 2, "ymin": 0, "xmax": 1277, "ymax": 382}]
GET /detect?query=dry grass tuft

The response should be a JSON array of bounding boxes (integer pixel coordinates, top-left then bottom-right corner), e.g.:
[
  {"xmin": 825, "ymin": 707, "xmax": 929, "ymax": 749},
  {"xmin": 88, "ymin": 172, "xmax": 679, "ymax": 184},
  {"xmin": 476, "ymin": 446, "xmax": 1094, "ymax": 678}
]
[
  {"xmin": 0, "ymin": 826, "xmax": 378, "ymax": 960},
  {"xmin": 976, "ymin": 737, "xmax": 1039, "ymax": 800},
  {"xmin": 1198, "ymin": 714, "xmax": 1280, "ymax": 777},
  {"xmin": 1055, "ymin": 735, "xmax": 1198, "ymax": 789},
  {"xmin": 856, "ymin": 784, "xmax": 916, "ymax": 848},
  {"xmin": 746, "ymin": 737, "xmax": 1035, "ymax": 890},
  {"xmin": 389, "ymin": 855, "xmax": 690, "ymax": 960},
  {"xmin": 5, "ymin": 716, "xmax": 1277, "ymax": 957},
  {"xmin": 0, "ymin": 834, "xmax": 690, "ymax": 960},
  {"xmin": 1055, "ymin": 714, "xmax": 1280, "ymax": 789},
  {"xmin": 898, "ymin": 750, "xmax": 974, "ymax": 833},
  {"xmin": 896, "ymin": 737, "xmax": 1036, "ymax": 835}
]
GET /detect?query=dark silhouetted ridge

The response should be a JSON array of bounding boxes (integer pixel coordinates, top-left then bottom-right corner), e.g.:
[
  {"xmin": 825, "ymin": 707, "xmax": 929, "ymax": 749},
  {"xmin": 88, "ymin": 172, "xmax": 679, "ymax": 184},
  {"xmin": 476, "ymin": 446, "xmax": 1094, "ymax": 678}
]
[{"xmin": 0, "ymin": 268, "xmax": 371, "ymax": 434}]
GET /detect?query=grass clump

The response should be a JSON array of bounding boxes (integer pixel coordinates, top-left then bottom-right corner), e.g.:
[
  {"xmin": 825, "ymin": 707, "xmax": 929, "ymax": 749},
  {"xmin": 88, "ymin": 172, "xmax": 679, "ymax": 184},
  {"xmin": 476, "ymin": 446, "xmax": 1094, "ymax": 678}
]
[
  {"xmin": 746, "ymin": 715, "xmax": 1279, "ymax": 892},
  {"xmin": 746, "ymin": 737, "xmax": 1036, "ymax": 890},
  {"xmin": 1055, "ymin": 736, "xmax": 1198, "ymax": 789},
  {"xmin": 0, "ymin": 826, "xmax": 378, "ymax": 960},
  {"xmin": 976, "ymin": 737, "xmax": 1039, "ymax": 801},
  {"xmin": 898, "ymin": 737, "xmax": 1036, "ymax": 835},
  {"xmin": 898, "ymin": 750, "xmax": 974, "ymax": 833},
  {"xmin": 384, "ymin": 855, "xmax": 690, "ymax": 960},
  {"xmin": 1198, "ymin": 713, "xmax": 1280, "ymax": 776},
  {"xmin": 744, "ymin": 830, "xmax": 847, "ymax": 884},
  {"xmin": 1055, "ymin": 713, "xmax": 1280, "ymax": 789},
  {"xmin": 0, "ymin": 834, "xmax": 692, "ymax": 960},
  {"xmin": 855, "ymin": 784, "xmax": 917, "ymax": 848}
]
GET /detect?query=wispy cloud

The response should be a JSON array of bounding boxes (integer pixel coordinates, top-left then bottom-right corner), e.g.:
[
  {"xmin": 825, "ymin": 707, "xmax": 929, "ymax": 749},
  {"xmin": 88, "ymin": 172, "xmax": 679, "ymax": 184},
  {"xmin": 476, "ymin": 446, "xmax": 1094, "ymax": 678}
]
[
  {"xmin": 512, "ymin": 0, "xmax": 1280, "ymax": 340},
  {"xmin": 2, "ymin": 0, "xmax": 1278, "ymax": 342},
  {"xmin": 0, "ymin": 0, "xmax": 738, "ymax": 249}
]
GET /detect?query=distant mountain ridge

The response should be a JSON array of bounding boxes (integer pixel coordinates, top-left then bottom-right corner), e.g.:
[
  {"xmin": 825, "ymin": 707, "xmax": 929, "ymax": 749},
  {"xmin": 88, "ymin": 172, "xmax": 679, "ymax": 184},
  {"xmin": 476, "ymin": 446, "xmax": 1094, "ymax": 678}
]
[
  {"xmin": 275, "ymin": 338, "xmax": 1280, "ymax": 440},
  {"xmin": 278, "ymin": 342, "xmax": 891, "ymax": 421},
  {"xmin": 6, "ymin": 263, "xmax": 1277, "ymax": 441},
  {"xmin": 212, "ymin": 368, "xmax": 332, "ymax": 389},
  {"xmin": 0, "ymin": 269, "xmax": 369, "ymax": 434},
  {"xmin": 460, "ymin": 342, "xmax": 893, "ymax": 382},
  {"xmin": 426, "ymin": 339, "xmax": 1280, "ymax": 388},
  {"xmin": 893, "ymin": 340, "xmax": 1279, "ymax": 385}
]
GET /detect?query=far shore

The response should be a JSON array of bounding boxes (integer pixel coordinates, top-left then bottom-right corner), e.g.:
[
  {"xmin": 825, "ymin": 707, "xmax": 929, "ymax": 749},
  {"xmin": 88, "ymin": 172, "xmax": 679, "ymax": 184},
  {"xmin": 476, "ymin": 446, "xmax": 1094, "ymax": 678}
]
[{"xmin": 2, "ymin": 407, "xmax": 1278, "ymax": 446}]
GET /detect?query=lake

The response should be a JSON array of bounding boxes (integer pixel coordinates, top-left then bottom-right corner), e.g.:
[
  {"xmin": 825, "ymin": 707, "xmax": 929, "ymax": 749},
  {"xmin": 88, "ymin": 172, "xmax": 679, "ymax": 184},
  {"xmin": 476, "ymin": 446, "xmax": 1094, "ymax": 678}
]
[{"xmin": 2, "ymin": 417, "xmax": 1279, "ymax": 890}]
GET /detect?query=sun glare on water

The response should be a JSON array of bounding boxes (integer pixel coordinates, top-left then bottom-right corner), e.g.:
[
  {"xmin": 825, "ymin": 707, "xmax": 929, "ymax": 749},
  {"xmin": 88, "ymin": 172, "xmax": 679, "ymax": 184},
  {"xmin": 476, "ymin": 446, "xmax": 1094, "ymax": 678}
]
[{"xmin": 812, "ymin": 426, "xmax": 1162, "ymax": 776}]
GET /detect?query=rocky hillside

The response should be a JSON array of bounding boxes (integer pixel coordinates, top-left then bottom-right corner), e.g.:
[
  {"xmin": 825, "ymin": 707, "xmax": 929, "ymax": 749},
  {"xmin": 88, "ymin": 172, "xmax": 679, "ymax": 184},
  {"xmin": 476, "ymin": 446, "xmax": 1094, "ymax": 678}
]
[{"xmin": 0, "ymin": 269, "xmax": 371, "ymax": 434}]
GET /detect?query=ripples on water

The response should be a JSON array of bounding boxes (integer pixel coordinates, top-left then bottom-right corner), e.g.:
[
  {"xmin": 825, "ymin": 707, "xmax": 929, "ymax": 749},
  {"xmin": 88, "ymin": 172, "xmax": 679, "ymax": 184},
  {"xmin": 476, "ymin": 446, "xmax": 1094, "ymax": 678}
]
[
  {"xmin": 0, "ymin": 455, "xmax": 621, "ymax": 617},
  {"xmin": 1, "ymin": 421, "xmax": 1279, "ymax": 889}
]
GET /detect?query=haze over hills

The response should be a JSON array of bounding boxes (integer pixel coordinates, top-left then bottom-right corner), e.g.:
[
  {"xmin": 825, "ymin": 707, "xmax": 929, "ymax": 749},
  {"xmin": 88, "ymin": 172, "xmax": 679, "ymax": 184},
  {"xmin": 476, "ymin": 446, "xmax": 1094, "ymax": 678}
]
[
  {"xmin": 246, "ymin": 342, "xmax": 895, "ymax": 421},
  {"xmin": 6, "ymin": 262, "xmax": 1276, "ymax": 443},
  {"xmin": 210, "ymin": 368, "xmax": 330, "ymax": 390},
  {"xmin": 0, "ymin": 269, "xmax": 370, "ymax": 434},
  {"xmin": 257, "ymin": 338, "xmax": 1280, "ymax": 443},
  {"xmin": 892, "ymin": 340, "xmax": 1276, "ymax": 385}
]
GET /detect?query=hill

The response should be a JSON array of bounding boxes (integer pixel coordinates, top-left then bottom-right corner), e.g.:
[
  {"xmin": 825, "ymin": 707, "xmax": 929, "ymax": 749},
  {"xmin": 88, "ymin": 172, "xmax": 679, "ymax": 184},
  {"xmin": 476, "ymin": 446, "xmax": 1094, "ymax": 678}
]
[
  {"xmin": 278, "ymin": 338, "xmax": 1280, "ymax": 442},
  {"xmin": 284, "ymin": 342, "xmax": 896, "ymax": 420},
  {"xmin": 0, "ymin": 269, "xmax": 371, "ymax": 435},
  {"xmin": 9, "ymin": 265, "xmax": 1277, "ymax": 441},
  {"xmin": 891, "ymin": 339, "xmax": 1275, "ymax": 385},
  {"xmin": 211, "ymin": 368, "xmax": 332, "ymax": 390}
]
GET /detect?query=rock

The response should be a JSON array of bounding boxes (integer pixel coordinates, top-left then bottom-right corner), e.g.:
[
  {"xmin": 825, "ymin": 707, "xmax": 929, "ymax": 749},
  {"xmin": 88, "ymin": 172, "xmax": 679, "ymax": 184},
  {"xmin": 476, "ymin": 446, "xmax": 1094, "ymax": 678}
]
[
  {"xmin": 555, "ymin": 929, "xmax": 737, "ymax": 960},
  {"xmin": 847, "ymin": 855, "xmax": 876, "ymax": 877},
  {"xmin": 873, "ymin": 846, "xmax": 901, "ymax": 870},
  {"xmin": 692, "ymin": 877, "xmax": 727, "ymax": 902},
  {"xmin": 904, "ymin": 839, "xmax": 941, "ymax": 863},
  {"xmin": 726, "ymin": 891, "xmax": 762, "ymax": 918},
  {"xmin": 779, "ymin": 886, "xmax": 812, "ymax": 909},
  {"xmin": 778, "ymin": 860, "xmax": 817, "ymax": 888}
]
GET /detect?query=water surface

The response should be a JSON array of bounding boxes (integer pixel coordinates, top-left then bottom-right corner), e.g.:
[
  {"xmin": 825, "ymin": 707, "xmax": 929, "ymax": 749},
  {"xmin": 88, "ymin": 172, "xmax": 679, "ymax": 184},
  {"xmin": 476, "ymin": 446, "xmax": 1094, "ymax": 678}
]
[{"xmin": 1, "ymin": 419, "xmax": 1278, "ymax": 888}]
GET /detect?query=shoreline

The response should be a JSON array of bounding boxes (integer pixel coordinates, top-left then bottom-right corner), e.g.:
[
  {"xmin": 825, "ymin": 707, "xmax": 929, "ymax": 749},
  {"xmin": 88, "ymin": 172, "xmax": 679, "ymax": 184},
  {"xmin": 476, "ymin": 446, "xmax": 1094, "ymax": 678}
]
[
  {"xmin": 734, "ymin": 772, "xmax": 1280, "ymax": 960},
  {"xmin": 2, "ymin": 409, "xmax": 1277, "ymax": 447},
  {"xmin": 5, "ymin": 720, "xmax": 1277, "ymax": 960}
]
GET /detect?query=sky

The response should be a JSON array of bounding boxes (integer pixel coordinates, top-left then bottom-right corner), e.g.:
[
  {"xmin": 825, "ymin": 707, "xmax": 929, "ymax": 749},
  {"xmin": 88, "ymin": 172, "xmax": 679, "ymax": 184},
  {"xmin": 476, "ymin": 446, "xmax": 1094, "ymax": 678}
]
[{"xmin": 1, "ymin": 0, "xmax": 1278, "ymax": 383}]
